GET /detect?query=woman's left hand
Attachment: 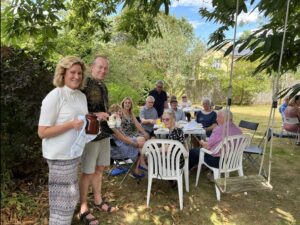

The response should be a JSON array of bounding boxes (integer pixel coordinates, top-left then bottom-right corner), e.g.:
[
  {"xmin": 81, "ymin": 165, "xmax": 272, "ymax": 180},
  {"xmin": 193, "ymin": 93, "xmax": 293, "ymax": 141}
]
[{"xmin": 72, "ymin": 118, "xmax": 84, "ymax": 131}]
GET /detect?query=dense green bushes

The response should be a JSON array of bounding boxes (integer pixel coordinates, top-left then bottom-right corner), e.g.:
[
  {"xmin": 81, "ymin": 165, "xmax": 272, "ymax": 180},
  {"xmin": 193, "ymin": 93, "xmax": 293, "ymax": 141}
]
[{"xmin": 1, "ymin": 46, "xmax": 53, "ymax": 192}]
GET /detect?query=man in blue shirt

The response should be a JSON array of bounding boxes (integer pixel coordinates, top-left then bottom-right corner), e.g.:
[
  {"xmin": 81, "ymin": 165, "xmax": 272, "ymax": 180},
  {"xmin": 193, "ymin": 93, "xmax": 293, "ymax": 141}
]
[
  {"xmin": 140, "ymin": 96, "xmax": 158, "ymax": 137},
  {"xmin": 149, "ymin": 80, "xmax": 168, "ymax": 118}
]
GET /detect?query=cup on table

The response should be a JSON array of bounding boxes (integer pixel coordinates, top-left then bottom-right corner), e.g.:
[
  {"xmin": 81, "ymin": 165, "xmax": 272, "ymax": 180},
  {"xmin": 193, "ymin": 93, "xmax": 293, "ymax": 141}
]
[{"xmin": 156, "ymin": 119, "xmax": 161, "ymax": 125}]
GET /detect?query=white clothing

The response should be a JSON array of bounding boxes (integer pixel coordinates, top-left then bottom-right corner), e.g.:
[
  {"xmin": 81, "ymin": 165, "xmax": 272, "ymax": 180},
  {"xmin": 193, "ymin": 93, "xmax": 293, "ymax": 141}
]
[
  {"xmin": 179, "ymin": 100, "xmax": 192, "ymax": 109},
  {"xmin": 70, "ymin": 115, "xmax": 98, "ymax": 158},
  {"xmin": 39, "ymin": 86, "xmax": 88, "ymax": 160}
]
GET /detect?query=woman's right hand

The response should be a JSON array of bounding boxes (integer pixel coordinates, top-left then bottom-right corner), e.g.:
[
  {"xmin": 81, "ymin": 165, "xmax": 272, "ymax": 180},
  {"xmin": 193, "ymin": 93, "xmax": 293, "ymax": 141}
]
[
  {"xmin": 94, "ymin": 112, "xmax": 110, "ymax": 121},
  {"xmin": 72, "ymin": 118, "xmax": 84, "ymax": 131}
]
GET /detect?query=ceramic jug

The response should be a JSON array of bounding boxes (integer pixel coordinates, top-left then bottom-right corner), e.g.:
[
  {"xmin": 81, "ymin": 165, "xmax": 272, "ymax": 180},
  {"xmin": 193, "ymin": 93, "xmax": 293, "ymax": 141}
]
[{"xmin": 85, "ymin": 114, "xmax": 99, "ymax": 135}]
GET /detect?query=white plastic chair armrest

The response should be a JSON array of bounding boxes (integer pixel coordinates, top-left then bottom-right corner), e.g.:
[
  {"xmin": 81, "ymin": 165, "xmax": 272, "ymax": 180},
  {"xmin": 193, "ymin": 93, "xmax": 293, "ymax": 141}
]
[{"xmin": 199, "ymin": 147, "xmax": 214, "ymax": 155}]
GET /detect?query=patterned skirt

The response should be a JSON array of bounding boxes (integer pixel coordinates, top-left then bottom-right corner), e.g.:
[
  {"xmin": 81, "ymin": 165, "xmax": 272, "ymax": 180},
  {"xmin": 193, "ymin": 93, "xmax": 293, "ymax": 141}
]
[{"xmin": 47, "ymin": 158, "xmax": 80, "ymax": 225}]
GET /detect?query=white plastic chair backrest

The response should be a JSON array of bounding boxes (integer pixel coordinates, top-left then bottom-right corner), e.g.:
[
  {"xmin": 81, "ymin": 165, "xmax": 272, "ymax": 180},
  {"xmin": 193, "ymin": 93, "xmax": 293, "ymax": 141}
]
[
  {"xmin": 142, "ymin": 139, "xmax": 188, "ymax": 177},
  {"xmin": 218, "ymin": 135, "xmax": 251, "ymax": 173},
  {"xmin": 284, "ymin": 117, "xmax": 299, "ymax": 125}
]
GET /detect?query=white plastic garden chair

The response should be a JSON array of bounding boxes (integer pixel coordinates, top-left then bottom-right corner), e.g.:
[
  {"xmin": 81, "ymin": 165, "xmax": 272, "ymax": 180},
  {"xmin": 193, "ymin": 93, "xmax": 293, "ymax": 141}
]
[
  {"xmin": 142, "ymin": 139, "xmax": 189, "ymax": 210},
  {"xmin": 195, "ymin": 134, "xmax": 250, "ymax": 201}
]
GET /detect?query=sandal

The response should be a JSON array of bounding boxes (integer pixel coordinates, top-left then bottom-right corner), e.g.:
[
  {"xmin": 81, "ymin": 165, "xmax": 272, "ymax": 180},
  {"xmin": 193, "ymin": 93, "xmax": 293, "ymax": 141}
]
[
  {"xmin": 94, "ymin": 200, "xmax": 116, "ymax": 213},
  {"xmin": 79, "ymin": 211, "xmax": 99, "ymax": 225}
]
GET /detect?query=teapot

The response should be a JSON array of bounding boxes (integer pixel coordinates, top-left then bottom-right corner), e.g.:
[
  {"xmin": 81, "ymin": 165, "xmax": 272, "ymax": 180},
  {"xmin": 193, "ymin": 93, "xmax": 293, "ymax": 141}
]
[
  {"xmin": 85, "ymin": 114, "xmax": 99, "ymax": 135},
  {"xmin": 107, "ymin": 113, "xmax": 122, "ymax": 128}
]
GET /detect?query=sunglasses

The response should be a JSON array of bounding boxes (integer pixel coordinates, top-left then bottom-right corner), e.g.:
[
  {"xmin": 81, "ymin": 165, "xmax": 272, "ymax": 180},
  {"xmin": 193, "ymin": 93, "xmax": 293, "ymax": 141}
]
[{"xmin": 162, "ymin": 118, "xmax": 170, "ymax": 122}]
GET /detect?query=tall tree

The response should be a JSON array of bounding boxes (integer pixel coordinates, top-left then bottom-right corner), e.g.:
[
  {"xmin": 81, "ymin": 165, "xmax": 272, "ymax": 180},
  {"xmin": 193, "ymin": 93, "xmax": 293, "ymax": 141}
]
[
  {"xmin": 137, "ymin": 13, "xmax": 205, "ymax": 97},
  {"xmin": 199, "ymin": 0, "xmax": 300, "ymax": 75}
]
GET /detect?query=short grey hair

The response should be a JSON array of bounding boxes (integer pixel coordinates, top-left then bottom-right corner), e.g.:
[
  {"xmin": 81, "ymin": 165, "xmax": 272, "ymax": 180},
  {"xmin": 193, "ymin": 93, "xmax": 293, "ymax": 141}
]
[
  {"xmin": 156, "ymin": 80, "xmax": 164, "ymax": 86},
  {"xmin": 92, "ymin": 55, "xmax": 109, "ymax": 65},
  {"xmin": 219, "ymin": 108, "xmax": 233, "ymax": 121},
  {"xmin": 146, "ymin": 96, "xmax": 155, "ymax": 102},
  {"xmin": 202, "ymin": 98, "xmax": 211, "ymax": 105}
]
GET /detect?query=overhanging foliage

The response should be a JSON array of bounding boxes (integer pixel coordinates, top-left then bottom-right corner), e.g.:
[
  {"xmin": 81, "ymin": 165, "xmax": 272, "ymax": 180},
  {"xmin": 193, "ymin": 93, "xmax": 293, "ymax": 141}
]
[{"xmin": 200, "ymin": 0, "xmax": 300, "ymax": 75}]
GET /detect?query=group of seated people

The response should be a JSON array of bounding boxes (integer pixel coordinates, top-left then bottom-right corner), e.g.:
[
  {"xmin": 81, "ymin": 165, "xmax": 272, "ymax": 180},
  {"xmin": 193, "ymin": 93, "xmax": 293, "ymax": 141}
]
[
  {"xmin": 108, "ymin": 94, "xmax": 232, "ymax": 179},
  {"xmin": 279, "ymin": 95, "xmax": 300, "ymax": 145}
]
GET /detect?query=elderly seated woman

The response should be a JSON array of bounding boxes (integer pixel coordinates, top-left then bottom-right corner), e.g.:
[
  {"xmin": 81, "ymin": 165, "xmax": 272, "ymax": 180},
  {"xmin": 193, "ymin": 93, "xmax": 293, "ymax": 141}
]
[
  {"xmin": 196, "ymin": 98, "xmax": 217, "ymax": 137},
  {"xmin": 189, "ymin": 109, "xmax": 242, "ymax": 173},
  {"xmin": 162, "ymin": 109, "xmax": 186, "ymax": 167},
  {"xmin": 109, "ymin": 104, "xmax": 148, "ymax": 179},
  {"xmin": 161, "ymin": 109, "xmax": 187, "ymax": 187}
]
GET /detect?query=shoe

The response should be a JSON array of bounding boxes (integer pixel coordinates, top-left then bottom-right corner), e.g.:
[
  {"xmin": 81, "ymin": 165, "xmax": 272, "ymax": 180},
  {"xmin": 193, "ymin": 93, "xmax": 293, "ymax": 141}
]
[
  {"xmin": 138, "ymin": 165, "xmax": 148, "ymax": 172},
  {"xmin": 109, "ymin": 167, "xmax": 128, "ymax": 176},
  {"xmin": 130, "ymin": 172, "xmax": 145, "ymax": 179}
]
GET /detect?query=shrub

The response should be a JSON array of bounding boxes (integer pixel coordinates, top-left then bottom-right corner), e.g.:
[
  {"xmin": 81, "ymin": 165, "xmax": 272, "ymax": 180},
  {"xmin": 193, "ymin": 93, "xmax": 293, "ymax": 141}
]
[{"xmin": 1, "ymin": 46, "xmax": 53, "ymax": 191}]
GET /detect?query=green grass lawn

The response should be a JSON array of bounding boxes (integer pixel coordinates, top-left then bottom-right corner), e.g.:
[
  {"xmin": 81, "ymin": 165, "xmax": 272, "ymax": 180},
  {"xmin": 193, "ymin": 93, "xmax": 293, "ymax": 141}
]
[
  {"xmin": 2, "ymin": 105, "xmax": 299, "ymax": 225},
  {"xmin": 70, "ymin": 105, "xmax": 299, "ymax": 225}
]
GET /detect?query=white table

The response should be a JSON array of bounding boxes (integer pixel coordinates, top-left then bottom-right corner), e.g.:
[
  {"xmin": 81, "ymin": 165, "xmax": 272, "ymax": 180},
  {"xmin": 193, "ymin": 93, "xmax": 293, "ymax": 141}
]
[
  {"xmin": 154, "ymin": 121, "xmax": 206, "ymax": 149},
  {"xmin": 182, "ymin": 107, "xmax": 201, "ymax": 114},
  {"xmin": 154, "ymin": 121, "xmax": 204, "ymax": 135}
]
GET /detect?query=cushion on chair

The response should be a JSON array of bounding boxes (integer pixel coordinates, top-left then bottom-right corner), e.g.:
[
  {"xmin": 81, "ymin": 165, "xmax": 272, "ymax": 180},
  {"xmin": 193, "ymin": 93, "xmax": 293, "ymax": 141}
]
[{"xmin": 244, "ymin": 146, "xmax": 263, "ymax": 154}]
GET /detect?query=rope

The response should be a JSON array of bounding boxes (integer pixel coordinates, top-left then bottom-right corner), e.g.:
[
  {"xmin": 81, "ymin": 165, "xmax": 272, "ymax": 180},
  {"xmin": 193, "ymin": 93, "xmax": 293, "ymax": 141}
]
[
  {"xmin": 259, "ymin": 0, "xmax": 291, "ymax": 184},
  {"xmin": 221, "ymin": 0, "xmax": 291, "ymax": 190},
  {"xmin": 221, "ymin": 0, "xmax": 239, "ymax": 191}
]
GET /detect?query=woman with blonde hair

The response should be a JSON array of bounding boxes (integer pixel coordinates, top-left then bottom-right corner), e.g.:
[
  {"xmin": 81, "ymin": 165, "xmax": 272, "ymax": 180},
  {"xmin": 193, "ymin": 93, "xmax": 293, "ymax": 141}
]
[
  {"xmin": 109, "ymin": 104, "xmax": 148, "ymax": 179},
  {"xmin": 121, "ymin": 97, "xmax": 149, "ymax": 139},
  {"xmin": 38, "ymin": 56, "xmax": 91, "ymax": 224}
]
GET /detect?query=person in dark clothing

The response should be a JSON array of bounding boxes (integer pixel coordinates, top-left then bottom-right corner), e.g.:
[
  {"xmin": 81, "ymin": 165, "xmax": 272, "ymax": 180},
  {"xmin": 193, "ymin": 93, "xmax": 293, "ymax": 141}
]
[
  {"xmin": 196, "ymin": 98, "xmax": 217, "ymax": 137},
  {"xmin": 79, "ymin": 55, "xmax": 116, "ymax": 225},
  {"xmin": 149, "ymin": 80, "xmax": 168, "ymax": 118}
]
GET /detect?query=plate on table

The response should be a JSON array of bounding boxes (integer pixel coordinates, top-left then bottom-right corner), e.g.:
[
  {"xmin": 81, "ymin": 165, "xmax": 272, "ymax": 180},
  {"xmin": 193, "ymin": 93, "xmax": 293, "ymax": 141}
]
[
  {"xmin": 156, "ymin": 128, "xmax": 169, "ymax": 132},
  {"xmin": 183, "ymin": 107, "xmax": 193, "ymax": 112},
  {"xmin": 195, "ymin": 124, "xmax": 203, "ymax": 128},
  {"xmin": 176, "ymin": 121, "xmax": 188, "ymax": 128}
]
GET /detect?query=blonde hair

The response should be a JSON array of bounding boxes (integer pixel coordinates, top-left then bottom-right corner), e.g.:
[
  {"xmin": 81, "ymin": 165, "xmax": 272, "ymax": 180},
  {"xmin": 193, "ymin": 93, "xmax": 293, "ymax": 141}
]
[
  {"xmin": 109, "ymin": 104, "xmax": 122, "ymax": 114},
  {"xmin": 121, "ymin": 97, "xmax": 133, "ymax": 113},
  {"xmin": 162, "ymin": 109, "xmax": 176, "ymax": 126},
  {"xmin": 53, "ymin": 56, "xmax": 86, "ymax": 88},
  {"xmin": 121, "ymin": 96, "xmax": 135, "ymax": 121}
]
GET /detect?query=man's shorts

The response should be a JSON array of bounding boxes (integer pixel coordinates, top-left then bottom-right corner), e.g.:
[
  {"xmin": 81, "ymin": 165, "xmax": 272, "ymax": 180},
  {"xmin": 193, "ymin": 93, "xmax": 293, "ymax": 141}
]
[{"xmin": 81, "ymin": 138, "xmax": 110, "ymax": 174}]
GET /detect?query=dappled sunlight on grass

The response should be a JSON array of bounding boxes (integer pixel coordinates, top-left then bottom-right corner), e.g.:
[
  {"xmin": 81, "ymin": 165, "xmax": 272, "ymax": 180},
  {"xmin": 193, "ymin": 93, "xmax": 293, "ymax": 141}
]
[
  {"xmin": 210, "ymin": 212, "xmax": 224, "ymax": 225},
  {"xmin": 5, "ymin": 105, "xmax": 298, "ymax": 225},
  {"xmin": 273, "ymin": 208, "xmax": 296, "ymax": 224}
]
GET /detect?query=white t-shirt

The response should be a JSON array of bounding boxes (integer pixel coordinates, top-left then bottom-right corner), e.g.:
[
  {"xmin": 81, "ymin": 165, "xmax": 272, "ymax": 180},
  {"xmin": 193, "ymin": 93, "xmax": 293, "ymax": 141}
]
[{"xmin": 39, "ymin": 86, "xmax": 88, "ymax": 160}]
